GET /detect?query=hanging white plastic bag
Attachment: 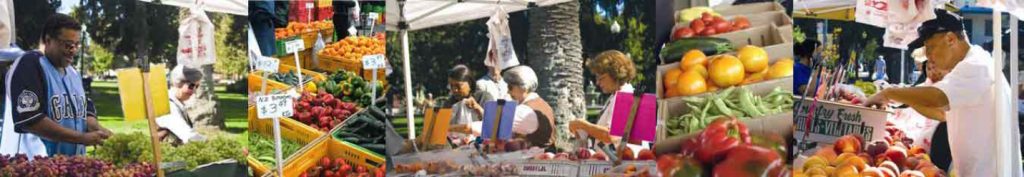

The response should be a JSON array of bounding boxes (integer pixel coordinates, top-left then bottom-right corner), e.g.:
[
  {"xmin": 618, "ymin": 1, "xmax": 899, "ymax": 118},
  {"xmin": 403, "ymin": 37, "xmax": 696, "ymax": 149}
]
[
  {"xmin": 883, "ymin": 0, "xmax": 934, "ymax": 49},
  {"xmin": 349, "ymin": 0, "xmax": 360, "ymax": 36},
  {"xmin": 485, "ymin": 6, "xmax": 520, "ymax": 70},
  {"xmin": 856, "ymin": 0, "xmax": 889, "ymax": 27},
  {"xmin": 177, "ymin": 4, "xmax": 217, "ymax": 67},
  {"xmin": 882, "ymin": 23, "xmax": 921, "ymax": 49},
  {"xmin": 886, "ymin": 0, "xmax": 933, "ymax": 24},
  {"xmin": 312, "ymin": 33, "xmax": 326, "ymax": 66}
]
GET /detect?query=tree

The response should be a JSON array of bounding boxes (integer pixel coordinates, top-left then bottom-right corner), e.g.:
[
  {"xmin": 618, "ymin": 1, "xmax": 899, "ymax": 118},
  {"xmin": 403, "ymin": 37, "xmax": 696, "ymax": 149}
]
[
  {"xmin": 79, "ymin": 0, "xmax": 179, "ymax": 67},
  {"xmin": 12, "ymin": 0, "xmax": 61, "ymax": 49},
  {"xmin": 88, "ymin": 41, "xmax": 114, "ymax": 75},
  {"xmin": 527, "ymin": 1, "xmax": 584, "ymax": 151},
  {"xmin": 212, "ymin": 13, "xmax": 248, "ymax": 80}
]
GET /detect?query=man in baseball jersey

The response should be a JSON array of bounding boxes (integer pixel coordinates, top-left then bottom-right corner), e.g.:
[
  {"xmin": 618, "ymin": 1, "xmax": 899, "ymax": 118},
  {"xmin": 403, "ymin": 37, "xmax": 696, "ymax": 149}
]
[{"xmin": 5, "ymin": 14, "xmax": 110, "ymax": 156}]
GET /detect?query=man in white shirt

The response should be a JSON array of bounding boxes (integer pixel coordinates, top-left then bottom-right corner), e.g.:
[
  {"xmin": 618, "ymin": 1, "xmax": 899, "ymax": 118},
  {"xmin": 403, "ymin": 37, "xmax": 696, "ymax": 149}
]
[
  {"xmin": 475, "ymin": 48, "xmax": 515, "ymax": 103},
  {"xmin": 863, "ymin": 10, "xmax": 1022, "ymax": 177}
]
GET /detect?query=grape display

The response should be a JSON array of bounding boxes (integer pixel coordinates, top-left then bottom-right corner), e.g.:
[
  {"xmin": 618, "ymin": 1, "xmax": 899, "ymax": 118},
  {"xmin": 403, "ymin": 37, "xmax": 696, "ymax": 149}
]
[{"xmin": 0, "ymin": 154, "xmax": 154, "ymax": 177}]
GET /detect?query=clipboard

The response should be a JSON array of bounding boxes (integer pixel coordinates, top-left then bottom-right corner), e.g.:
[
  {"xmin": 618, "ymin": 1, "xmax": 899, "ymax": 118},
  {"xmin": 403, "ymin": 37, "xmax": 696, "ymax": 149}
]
[
  {"xmin": 419, "ymin": 107, "xmax": 452, "ymax": 146},
  {"xmin": 481, "ymin": 99, "xmax": 517, "ymax": 141}
]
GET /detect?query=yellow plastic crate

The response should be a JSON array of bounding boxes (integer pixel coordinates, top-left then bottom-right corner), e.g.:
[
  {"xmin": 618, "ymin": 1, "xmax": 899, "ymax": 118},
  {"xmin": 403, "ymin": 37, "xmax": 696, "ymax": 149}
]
[
  {"xmin": 247, "ymin": 156, "xmax": 271, "ymax": 177},
  {"xmin": 278, "ymin": 49, "xmax": 314, "ymax": 69},
  {"xmin": 246, "ymin": 106, "xmax": 327, "ymax": 177},
  {"xmin": 281, "ymin": 137, "xmax": 385, "ymax": 177},
  {"xmin": 247, "ymin": 72, "xmax": 293, "ymax": 95},
  {"xmin": 278, "ymin": 64, "xmax": 327, "ymax": 83}
]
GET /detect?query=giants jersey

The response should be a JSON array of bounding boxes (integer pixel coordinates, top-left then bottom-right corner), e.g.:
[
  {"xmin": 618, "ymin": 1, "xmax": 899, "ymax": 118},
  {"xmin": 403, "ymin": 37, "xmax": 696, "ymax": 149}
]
[{"xmin": 6, "ymin": 51, "xmax": 94, "ymax": 156}]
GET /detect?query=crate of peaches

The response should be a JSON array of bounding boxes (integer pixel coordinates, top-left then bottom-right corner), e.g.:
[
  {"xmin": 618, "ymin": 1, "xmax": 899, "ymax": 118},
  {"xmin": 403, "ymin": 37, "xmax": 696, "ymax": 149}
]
[{"xmin": 316, "ymin": 35, "xmax": 387, "ymax": 80}]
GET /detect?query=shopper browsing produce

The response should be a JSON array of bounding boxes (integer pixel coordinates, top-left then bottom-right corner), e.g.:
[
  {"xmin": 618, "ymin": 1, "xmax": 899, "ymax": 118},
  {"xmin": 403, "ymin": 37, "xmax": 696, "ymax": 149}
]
[
  {"xmin": 2, "ymin": 14, "xmax": 110, "ymax": 156},
  {"xmin": 475, "ymin": 49, "xmax": 513, "ymax": 103},
  {"xmin": 570, "ymin": 50, "xmax": 635, "ymax": 142},
  {"xmin": 502, "ymin": 65, "xmax": 555, "ymax": 148},
  {"xmin": 862, "ymin": 10, "xmax": 1022, "ymax": 177},
  {"xmin": 447, "ymin": 65, "xmax": 483, "ymax": 143},
  {"xmin": 155, "ymin": 65, "xmax": 205, "ymax": 145}
]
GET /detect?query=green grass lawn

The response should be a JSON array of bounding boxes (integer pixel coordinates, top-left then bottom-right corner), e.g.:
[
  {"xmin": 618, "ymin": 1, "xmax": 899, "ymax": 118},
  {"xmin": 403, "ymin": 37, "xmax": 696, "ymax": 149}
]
[{"xmin": 91, "ymin": 80, "xmax": 249, "ymax": 145}]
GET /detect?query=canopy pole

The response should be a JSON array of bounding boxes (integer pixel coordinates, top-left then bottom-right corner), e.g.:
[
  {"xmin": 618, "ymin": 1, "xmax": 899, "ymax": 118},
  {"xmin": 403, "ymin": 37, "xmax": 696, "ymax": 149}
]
[
  {"xmin": 900, "ymin": 50, "xmax": 905, "ymax": 84},
  {"xmin": 992, "ymin": 8, "xmax": 1007, "ymax": 175},
  {"xmin": 1012, "ymin": 16, "xmax": 1018, "ymax": 116},
  {"xmin": 403, "ymin": 29, "xmax": 414, "ymax": 140},
  {"xmin": 400, "ymin": 0, "xmax": 416, "ymax": 140}
]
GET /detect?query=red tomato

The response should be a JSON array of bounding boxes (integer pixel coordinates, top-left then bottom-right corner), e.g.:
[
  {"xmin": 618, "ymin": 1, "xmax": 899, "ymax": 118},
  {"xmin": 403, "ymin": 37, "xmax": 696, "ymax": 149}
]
[
  {"xmin": 673, "ymin": 27, "xmax": 695, "ymax": 40},
  {"xmin": 701, "ymin": 12, "xmax": 714, "ymax": 24},
  {"xmin": 700, "ymin": 28, "xmax": 717, "ymax": 36},
  {"xmin": 733, "ymin": 16, "xmax": 751, "ymax": 29},
  {"xmin": 713, "ymin": 21, "xmax": 732, "ymax": 33},
  {"xmin": 690, "ymin": 20, "xmax": 706, "ymax": 33}
]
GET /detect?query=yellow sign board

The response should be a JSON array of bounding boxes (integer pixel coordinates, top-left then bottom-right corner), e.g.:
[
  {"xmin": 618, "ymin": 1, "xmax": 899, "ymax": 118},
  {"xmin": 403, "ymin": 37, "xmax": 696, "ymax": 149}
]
[{"xmin": 116, "ymin": 64, "xmax": 170, "ymax": 121}]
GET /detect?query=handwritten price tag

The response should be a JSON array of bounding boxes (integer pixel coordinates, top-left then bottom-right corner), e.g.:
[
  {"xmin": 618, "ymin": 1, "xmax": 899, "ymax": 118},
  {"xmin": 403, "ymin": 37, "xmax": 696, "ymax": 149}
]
[
  {"xmin": 362, "ymin": 54, "xmax": 386, "ymax": 69},
  {"xmin": 368, "ymin": 12, "xmax": 379, "ymax": 20},
  {"xmin": 285, "ymin": 39, "xmax": 305, "ymax": 54},
  {"xmin": 256, "ymin": 94, "xmax": 294, "ymax": 119},
  {"xmin": 255, "ymin": 56, "xmax": 280, "ymax": 72}
]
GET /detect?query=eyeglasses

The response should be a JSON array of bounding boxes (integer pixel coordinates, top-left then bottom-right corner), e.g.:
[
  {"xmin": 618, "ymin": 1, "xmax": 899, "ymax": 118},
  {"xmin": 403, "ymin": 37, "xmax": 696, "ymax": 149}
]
[
  {"xmin": 50, "ymin": 38, "xmax": 81, "ymax": 50},
  {"xmin": 593, "ymin": 74, "xmax": 608, "ymax": 84}
]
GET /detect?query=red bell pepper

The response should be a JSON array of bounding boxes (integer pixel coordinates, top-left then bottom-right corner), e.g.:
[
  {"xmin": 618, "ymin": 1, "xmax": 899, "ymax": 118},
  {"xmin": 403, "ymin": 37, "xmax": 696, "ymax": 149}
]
[
  {"xmin": 692, "ymin": 117, "xmax": 751, "ymax": 164},
  {"xmin": 712, "ymin": 144, "xmax": 785, "ymax": 177}
]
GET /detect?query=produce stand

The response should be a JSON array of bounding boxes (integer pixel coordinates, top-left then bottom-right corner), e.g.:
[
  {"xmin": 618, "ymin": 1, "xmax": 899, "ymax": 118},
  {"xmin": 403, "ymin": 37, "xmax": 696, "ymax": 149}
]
[
  {"xmin": 279, "ymin": 137, "xmax": 385, "ymax": 177},
  {"xmin": 783, "ymin": 1, "xmax": 1024, "ymax": 176},
  {"xmin": 246, "ymin": 106, "xmax": 326, "ymax": 177},
  {"xmin": 649, "ymin": 1, "xmax": 796, "ymax": 176}
]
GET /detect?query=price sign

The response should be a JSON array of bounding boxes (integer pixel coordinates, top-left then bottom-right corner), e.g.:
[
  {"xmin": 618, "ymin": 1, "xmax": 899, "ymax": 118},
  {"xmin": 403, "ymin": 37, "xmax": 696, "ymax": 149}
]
[
  {"xmin": 368, "ymin": 12, "xmax": 379, "ymax": 20},
  {"xmin": 285, "ymin": 39, "xmax": 305, "ymax": 54},
  {"xmin": 306, "ymin": 2, "xmax": 314, "ymax": 9},
  {"xmin": 256, "ymin": 94, "xmax": 294, "ymax": 119},
  {"xmin": 255, "ymin": 56, "xmax": 279, "ymax": 72},
  {"xmin": 362, "ymin": 54, "xmax": 386, "ymax": 69}
]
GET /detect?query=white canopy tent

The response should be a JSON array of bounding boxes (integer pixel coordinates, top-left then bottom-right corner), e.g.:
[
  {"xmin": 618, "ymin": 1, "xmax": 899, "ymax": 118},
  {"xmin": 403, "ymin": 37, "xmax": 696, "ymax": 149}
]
[
  {"xmin": 140, "ymin": 0, "xmax": 247, "ymax": 16},
  {"xmin": 385, "ymin": 0, "xmax": 570, "ymax": 139}
]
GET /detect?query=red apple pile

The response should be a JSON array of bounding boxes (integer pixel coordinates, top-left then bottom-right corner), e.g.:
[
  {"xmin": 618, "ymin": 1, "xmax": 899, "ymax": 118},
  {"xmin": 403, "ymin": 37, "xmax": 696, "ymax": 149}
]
[
  {"xmin": 292, "ymin": 91, "xmax": 360, "ymax": 132},
  {"xmin": 672, "ymin": 13, "xmax": 752, "ymax": 40},
  {"xmin": 299, "ymin": 157, "xmax": 385, "ymax": 177}
]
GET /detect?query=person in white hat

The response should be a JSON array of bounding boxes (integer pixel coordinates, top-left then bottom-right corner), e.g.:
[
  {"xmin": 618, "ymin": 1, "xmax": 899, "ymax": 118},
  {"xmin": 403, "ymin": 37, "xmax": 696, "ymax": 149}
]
[{"xmin": 155, "ymin": 65, "xmax": 205, "ymax": 145}]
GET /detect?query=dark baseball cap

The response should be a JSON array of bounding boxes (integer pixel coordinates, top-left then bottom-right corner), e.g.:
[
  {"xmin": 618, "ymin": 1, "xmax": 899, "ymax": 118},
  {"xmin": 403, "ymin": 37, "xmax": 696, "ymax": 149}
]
[{"xmin": 908, "ymin": 9, "xmax": 966, "ymax": 49}]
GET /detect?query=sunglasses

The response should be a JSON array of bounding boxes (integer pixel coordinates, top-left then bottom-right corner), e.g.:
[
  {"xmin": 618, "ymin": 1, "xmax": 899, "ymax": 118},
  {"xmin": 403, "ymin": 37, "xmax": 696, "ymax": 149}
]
[
  {"xmin": 186, "ymin": 83, "xmax": 200, "ymax": 89},
  {"xmin": 50, "ymin": 38, "xmax": 81, "ymax": 50}
]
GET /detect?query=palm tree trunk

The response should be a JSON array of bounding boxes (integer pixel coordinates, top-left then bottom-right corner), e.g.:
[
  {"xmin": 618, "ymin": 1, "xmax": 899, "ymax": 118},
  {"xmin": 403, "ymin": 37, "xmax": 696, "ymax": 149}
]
[{"xmin": 527, "ymin": 1, "xmax": 585, "ymax": 151}]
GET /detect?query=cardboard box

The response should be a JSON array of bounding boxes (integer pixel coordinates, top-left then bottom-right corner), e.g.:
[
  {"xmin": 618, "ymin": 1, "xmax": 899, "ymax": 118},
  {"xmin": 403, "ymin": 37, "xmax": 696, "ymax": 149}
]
[
  {"xmin": 515, "ymin": 160, "xmax": 580, "ymax": 177},
  {"xmin": 792, "ymin": 97, "xmax": 890, "ymax": 144},
  {"xmin": 736, "ymin": 11, "xmax": 794, "ymax": 44},
  {"xmin": 653, "ymin": 112, "xmax": 793, "ymax": 155},
  {"xmin": 655, "ymin": 77, "xmax": 793, "ymax": 141},
  {"xmin": 713, "ymin": 24, "xmax": 793, "ymax": 60},
  {"xmin": 714, "ymin": 1, "xmax": 786, "ymax": 16},
  {"xmin": 578, "ymin": 160, "xmax": 657, "ymax": 177}
]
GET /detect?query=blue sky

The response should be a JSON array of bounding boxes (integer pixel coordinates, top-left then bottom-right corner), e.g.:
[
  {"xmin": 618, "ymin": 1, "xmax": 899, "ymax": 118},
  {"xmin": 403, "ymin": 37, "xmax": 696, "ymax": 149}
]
[{"xmin": 57, "ymin": 0, "xmax": 82, "ymax": 14}]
